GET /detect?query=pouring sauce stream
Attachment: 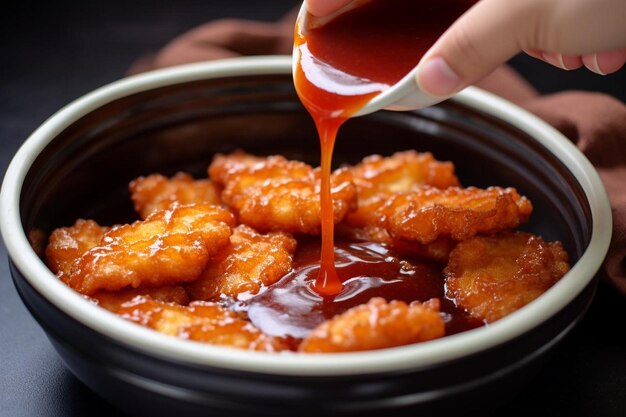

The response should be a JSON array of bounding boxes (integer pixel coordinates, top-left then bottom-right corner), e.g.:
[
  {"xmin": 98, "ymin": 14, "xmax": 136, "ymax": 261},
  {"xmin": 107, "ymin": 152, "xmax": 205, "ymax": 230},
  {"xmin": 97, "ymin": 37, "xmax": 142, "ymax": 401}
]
[{"xmin": 293, "ymin": 0, "xmax": 475, "ymax": 296}]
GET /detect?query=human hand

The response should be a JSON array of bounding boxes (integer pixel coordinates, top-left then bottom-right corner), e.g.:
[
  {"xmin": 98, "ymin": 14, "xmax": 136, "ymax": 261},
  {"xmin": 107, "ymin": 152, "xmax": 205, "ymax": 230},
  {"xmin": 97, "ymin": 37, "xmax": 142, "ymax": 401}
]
[
  {"xmin": 305, "ymin": 0, "xmax": 626, "ymax": 97},
  {"xmin": 128, "ymin": 13, "xmax": 296, "ymax": 74},
  {"xmin": 305, "ymin": 0, "xmax": 353, "ymax": 17}
]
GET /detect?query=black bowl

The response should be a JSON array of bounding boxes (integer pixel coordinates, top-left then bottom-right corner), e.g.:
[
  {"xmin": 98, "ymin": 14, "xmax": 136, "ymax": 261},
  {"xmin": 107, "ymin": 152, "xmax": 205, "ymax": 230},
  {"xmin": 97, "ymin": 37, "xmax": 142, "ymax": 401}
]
[{"xmin": 0, "ymin": 56, "xmax": 612, "ymax": 416}]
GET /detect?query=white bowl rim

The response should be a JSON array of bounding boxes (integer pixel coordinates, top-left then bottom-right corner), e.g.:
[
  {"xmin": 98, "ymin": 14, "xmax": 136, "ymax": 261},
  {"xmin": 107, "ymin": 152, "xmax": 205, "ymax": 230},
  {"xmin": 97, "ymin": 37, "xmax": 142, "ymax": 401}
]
[{"xmin": 0, "ymin": 55, "xmax": 612, "ymax": 376}]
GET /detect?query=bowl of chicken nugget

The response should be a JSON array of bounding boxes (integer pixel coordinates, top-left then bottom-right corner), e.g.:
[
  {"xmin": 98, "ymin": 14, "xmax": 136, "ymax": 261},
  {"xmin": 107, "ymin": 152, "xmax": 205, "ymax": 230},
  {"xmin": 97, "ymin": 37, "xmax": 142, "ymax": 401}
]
[{"xmin": 0, "ymin": 56, "xmax": 612, "ymax": 416}]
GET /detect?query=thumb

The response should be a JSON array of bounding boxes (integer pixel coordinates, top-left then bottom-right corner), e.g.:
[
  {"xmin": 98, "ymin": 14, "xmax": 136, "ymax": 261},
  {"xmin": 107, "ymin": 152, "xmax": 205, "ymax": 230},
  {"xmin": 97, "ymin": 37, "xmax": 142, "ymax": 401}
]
[
  {"xmin": 416, "ymin": 0, "xmax": 539, "ymax": 98},
  {"xmin": 305, "ymin": 0, "xmax": 354, "ymax": 17}
]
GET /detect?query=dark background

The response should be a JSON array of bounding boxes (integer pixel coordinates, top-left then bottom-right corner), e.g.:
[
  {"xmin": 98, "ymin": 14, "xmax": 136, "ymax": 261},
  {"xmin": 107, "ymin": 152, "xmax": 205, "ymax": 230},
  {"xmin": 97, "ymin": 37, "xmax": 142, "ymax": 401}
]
[{"xmin": 1, "ymin": 1, "xmax": 625, "ymax": 416}]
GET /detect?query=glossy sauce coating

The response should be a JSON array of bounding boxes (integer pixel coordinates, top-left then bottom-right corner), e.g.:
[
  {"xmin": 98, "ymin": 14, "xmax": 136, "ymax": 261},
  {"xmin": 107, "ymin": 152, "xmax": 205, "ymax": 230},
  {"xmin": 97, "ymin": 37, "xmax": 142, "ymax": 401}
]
[
  {"xmin": 294, "ymin": 0, "xmax": 475, "ymax": 295},
  {"xmin": 115, "ymin": 296, "xmax": 293, "ymax": 352},
  {"xmin": 208, "ymin": 152, "xmax": 357, "ymax": 235},
  {"xmin": 445, "ymin": 232, "xmax": 570, "ymax": 323},
  {"xmin": 299, "ymin": 297, "xmax": 445, "ymax": 353},
  {"xmin": 242, "ymin": 238, "xmax": 481, "ymax": 339},
  {"xmin": 62, "ymin": 204, "xmax": 234, "ymax": 295},
  {"xmin": 185, "ymin": 225, "xmax": 297, "ymax": 301}
]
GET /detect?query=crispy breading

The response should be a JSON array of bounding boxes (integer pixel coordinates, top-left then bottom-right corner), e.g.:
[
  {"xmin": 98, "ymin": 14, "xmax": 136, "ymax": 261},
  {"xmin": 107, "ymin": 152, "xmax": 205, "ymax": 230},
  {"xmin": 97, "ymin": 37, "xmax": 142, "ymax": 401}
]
[
  {"xmin": 46, "ymin": 219, "xmax": 110, "ymax": 276},
  {"xmin": 299, "ymin": 297, "xmax": 445, "ymax": 353},
  {"xmin": 444, "ymin": 232, "xmax": 570, "ymax": 323},
  {"xmin": 93, "ymin": 286, "xmax": 190, "ymax": 312},
  {"xmin": 62, "ymin": 204, "xmax": 235, "ymax": 295},
  {"xmin": 209, "ymin": 152, "xmax": 357, "ymax": 234},
  {"xmin": 129, "ymin": 172, "xmax": 221, "ymax": 219},
  {"xmin": 208, "ymin": 151, "xmax": 265, "ymax": 185},
  {"xmin": 44, "ymin": 147, "xmax": 569, "ymax": 354},
  {"xmin": 379, "ymin": 186, "xmax": 533, "ymax": 244},
  {"xmin": 116, "ymin": 296, "xmax": 290, "ymax": 352},
  {"xmin": 28, "ymin": 228, "xmax": 47, "ymax": 259},
  {"xmin": 336, "ymin": 225, "xmax": 456, "ymax": 264},
  {"xmin": 186, "ymin": 225, "xmax": 297, "ymax": 301},
  {"xmin": 345, "ymin": 151, "xmax": 460, "ymax": 228},
  {"xmin": 390, "ymin": 236, "xmax": 458, "ymax": 264}
]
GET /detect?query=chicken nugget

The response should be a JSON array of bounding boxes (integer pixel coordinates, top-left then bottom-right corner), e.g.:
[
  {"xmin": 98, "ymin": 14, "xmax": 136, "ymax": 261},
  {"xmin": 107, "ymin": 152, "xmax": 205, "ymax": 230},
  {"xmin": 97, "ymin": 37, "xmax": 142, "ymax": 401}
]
[
  {"xmin": 29, "ymin": 228, "xmax": 47, "ymax": 259},
  {"xmin": 299, "ymin": 297, "xmax": 444, "ymax": 353},
  {"xmin": 390, "ymin": 236, "xmax": 458, "ymax": 264},
  {"xmin": 444, "ymin": 232, "xmax": 570, "ymax": 323},
  {"xmin": 209, "ymin": 152, "xmax": 357, "ymax": 234},
  {"xmin": 93, "ymin": 286, "xmax": 190, "ymax": 312},
  {"xmin": 336, "ymin": 225, "xmax": 456, "ymax": 264},
  {"xmin": 63, "ymin": 204, "xmax": 235, "ymax": 295},
  {"xmin": 380, "ymin": 186, "xmax": 532, "ymax": 244},
  {"xmin": 116, "ymin": 296, "xmax": 290, "ymax": 352},
  {"xmin": 345, "ymin": 151, "xmax": 459, "ymax": 228},
  {"xmin": 187, "ymin": 225, "xmax": 296, "ymax": 301},
  {"xmin": 208, "ymin": 151, "xmax": 265, "ymax": 185},
  {"xmin": 46, "ymin": 219, "xmax": 110, "ymax": 276},
  {"xmin": 129, "ymin": 172, "xmax": 222, "ymax": 219}
]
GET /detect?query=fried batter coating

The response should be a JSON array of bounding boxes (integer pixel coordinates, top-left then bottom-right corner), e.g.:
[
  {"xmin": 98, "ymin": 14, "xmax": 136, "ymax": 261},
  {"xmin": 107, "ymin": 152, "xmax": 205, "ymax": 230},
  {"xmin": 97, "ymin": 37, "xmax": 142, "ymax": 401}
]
[
  {"xmin": 62, "ymin": 204, "xmax": 235, "ymax": 296},
  {"xmin": 379, "ymin": 187, "xmax": 533, "ymax": 244},
  {"xmin": 209, "ymin": 152, "xmax": 357, "ymax": 234},
  {"xmin": 29, "ymin": 228, "xmax": 47, "ymax": 259},
  {"xmin": 129, "ymin": 172, "xmax": 221, "ymax": 219},
  {"xmin": 345, "ymin": 151, "xmax": 460, "ymax": 228},
  {"xmin": 335, "ymin": 224, "xmax": 393, "ymax": 245},
  {"xmin": 116, "ymin": 296, "xmax": 290, "ymax": 351},
  {"xmin": 391, "ymin": 236, "xmax": 458, "ymax": 264},
  {"xmin": 299, "ymin": 297, "xmax": 444, "ymax": 353},
  {"xmin": 444, "ymin": 232, "xmax": 570, "ymax": 323},
  {"xmin": 187, "ymin": 225, "xmax": 297, "ymax": 301},
  {"xmin": 46, "ymin": 219, "xmax": 110, "ymax": 276},
  {"xmin": 336, "ymin": 225, "xmax": 456, "ymax": 264},
  {"xmin": 208, "ymin": 151, "xmax": 265, "ymax": 185},
  {"xmin": 93, "ymin": 286, "xmax": 190, "ymax": 312}
]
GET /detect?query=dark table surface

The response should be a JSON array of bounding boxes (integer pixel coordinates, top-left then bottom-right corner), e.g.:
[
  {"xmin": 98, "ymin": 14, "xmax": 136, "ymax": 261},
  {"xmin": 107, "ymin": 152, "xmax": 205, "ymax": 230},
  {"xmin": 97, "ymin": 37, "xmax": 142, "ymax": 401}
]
[{"xmin": 1, "ymin": 1, "xmax": 625, "ymax": 416}]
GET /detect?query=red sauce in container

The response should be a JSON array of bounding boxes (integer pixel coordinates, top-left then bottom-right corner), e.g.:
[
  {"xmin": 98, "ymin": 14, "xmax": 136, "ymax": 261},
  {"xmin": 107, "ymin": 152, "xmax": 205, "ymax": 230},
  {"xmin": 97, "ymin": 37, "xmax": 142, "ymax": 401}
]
[{"xmin": 293, "ymin": 0, "xmax": 476, "ymax": 296}]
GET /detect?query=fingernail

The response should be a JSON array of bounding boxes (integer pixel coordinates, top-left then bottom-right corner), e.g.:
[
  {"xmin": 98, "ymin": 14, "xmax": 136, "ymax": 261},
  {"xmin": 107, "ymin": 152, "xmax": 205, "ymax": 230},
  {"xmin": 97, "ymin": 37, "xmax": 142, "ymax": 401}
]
[
  {"xmin": 556, "ymin": 53, "xmax": 566, "ymax": 69},
  {"xmin": 590, "ymin": 54, "xmax": 607, "ymax": 75},
  {"xmin": 541, "ymin": 52, "xmax": 566, "ymax": 70},
  {"xmin": 416, "ymin": 57, "xmax": 461, "ymax": 97},
  {"xmin": 592, "ymin": 49, "xmax": 626, "ymax": 74}
]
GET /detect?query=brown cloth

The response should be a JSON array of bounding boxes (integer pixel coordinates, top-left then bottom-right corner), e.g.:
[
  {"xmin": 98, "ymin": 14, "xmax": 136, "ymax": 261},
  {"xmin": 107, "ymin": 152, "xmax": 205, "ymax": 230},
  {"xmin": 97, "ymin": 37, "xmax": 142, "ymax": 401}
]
[{"xmin": 129, "ymin": 12, "xmax": 626, "ymax": 295}]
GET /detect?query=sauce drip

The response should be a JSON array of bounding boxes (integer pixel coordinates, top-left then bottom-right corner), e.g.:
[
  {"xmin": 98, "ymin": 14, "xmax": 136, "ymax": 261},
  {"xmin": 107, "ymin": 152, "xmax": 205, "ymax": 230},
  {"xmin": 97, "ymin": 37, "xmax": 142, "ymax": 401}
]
[
  {"xmin": 294, "ymin": 0, "xmax": 476, "ymax": 295},
  {"xmin": 241, "ymin": 239, "xmax": 482, "ymax": 338}
]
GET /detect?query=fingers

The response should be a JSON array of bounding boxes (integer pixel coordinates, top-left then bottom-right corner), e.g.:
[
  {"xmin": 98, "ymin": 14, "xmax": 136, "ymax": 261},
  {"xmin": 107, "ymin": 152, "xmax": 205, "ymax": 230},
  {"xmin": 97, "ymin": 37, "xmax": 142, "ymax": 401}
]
[
  {"xmin": 183, "ymin": 20, "xmax": 292, "ymax": 56},
  {"xmin": 539, "ymin": 53, "xmax": 583, "ymax": 71},
  {"xmin": 526, "ymin": 49, "xmax": 626, "ymax": 75},
  {"xmin": 416, "ymin": 0, "xmax": 626, "ymax": 98},
  {"xmin": 416, "ymin": 57, "xmax": 463, "ymax": 98},
  {"xmin": 583, "ymin": 49, "xmax": 626, "ymax": 75},
  {"xmin": 305, "ymin": 0, "xmax": 354, "ymax": 17},
  {"xmin": 416, "ymin": 0, "xmax": 533, "ymax": 97},
  {"xmin": 149, "ymin": 19, "xmax": 292, "ymax": 71}
]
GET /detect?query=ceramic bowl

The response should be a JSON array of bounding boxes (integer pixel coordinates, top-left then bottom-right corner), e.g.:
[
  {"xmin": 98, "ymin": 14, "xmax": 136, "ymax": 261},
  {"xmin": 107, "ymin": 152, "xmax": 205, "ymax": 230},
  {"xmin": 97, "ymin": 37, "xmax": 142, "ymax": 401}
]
[{"xmin": 0, "ymin": 56, "xmax": 612, "ymax": 416}]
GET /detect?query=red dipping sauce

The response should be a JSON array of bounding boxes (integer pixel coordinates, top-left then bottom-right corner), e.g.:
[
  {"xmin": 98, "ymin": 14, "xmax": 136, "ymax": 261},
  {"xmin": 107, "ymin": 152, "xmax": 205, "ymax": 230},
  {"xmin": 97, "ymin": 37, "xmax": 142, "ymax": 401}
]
[{"xmin": 242, "ymin": 239, "xmax": 481, "ymax": 339}]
